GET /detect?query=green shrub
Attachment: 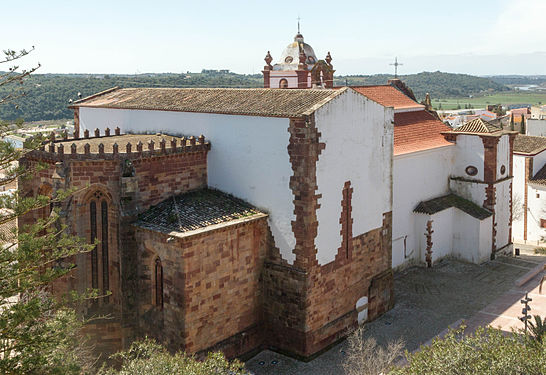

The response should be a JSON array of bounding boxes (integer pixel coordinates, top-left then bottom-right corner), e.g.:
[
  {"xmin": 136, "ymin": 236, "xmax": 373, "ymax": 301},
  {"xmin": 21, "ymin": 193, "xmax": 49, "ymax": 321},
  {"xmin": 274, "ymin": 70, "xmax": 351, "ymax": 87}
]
[
  {"xmin": 390, "ymin": 325, "xmax": 546, "ymax": 375},
  {"xmin": 98, "ymin": 338, "xmax": 246, "ymax": 375}
]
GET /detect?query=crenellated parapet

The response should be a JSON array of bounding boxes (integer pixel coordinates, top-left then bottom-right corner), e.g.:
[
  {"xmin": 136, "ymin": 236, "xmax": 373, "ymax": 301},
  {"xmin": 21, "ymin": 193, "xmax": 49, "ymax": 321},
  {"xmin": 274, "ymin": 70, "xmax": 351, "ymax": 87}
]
[{"xmin": 26, "ymin": 127, "xmax": 210, "ymax": 162}]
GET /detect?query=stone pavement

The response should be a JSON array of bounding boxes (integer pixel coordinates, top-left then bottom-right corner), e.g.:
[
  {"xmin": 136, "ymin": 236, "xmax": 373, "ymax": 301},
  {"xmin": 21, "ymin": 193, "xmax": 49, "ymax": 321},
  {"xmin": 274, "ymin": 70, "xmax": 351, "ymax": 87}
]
[
  {"xmin": 245, "ymin": 252, "xmax": 546, "ymax": 375},
  {"xmin": 464, "ymin": 259, "xmax": 546, "ymax": 334}
]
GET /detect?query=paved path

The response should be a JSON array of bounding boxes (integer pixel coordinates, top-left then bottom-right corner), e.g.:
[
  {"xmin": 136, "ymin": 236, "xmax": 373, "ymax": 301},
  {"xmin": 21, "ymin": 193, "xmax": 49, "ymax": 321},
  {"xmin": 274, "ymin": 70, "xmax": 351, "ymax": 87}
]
[
  {"xmin": 464, "ymin": 262, "xmax": 546, "ymax": 334},
  {"xmin": 245, "ymin": 252, "xmax": 546, "ymax": 375}
]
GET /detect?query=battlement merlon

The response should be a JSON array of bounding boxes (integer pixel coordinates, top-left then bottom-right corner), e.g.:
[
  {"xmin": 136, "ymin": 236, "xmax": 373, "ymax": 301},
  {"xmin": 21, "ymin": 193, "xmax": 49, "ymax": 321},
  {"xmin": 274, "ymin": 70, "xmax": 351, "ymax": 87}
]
[{"xmin": 24, "ymin": 130, "xmax": 210, "ymax": 162}]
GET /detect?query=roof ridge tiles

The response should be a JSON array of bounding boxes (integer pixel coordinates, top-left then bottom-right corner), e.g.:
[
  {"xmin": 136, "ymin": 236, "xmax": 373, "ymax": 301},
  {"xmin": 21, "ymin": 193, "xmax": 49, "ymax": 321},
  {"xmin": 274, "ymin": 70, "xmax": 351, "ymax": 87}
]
[{"xmin": 70, "ymin": 87, "xmax": 343, "ymax": 118}]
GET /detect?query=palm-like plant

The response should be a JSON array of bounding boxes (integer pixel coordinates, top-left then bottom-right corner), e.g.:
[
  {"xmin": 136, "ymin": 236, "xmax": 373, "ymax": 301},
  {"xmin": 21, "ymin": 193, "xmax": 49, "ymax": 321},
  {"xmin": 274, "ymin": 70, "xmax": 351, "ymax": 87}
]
[{"xmin": 528, "ymin": 315, "xmax": 546, "ymax": 343}]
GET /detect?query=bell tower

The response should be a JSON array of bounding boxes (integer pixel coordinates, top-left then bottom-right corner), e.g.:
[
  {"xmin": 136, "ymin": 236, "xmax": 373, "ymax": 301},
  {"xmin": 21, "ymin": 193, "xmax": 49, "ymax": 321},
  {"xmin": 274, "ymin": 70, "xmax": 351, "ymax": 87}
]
[{"xmin": 262, "ymin": 31, "xmax": 334, "ymax": 89}]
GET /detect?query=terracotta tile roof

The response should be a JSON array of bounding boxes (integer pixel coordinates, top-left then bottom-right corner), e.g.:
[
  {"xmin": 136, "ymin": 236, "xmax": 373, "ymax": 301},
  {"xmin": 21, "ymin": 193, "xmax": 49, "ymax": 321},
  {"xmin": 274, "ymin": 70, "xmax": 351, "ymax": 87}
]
[
  {"xmin": 414, "ymin": 193, "xmax": 492, "ymax": 220},
  {"xmin": 513, "ymin": 134, "xmax": 546, "ymax": 155},
  {"xmin": 393, "ymin": 110, "xmax": 453, "ymax": 155},
  {"xmin": 350, "ymin": 85, "xmax": 424, "ymax": 109},
  {"xmin": 71, "ymin": 87, "xmax": 345, "ymax": 118},
  {"xmin": 454, "ymin": 118, "xmax": 502, "ymax": 134},
  {"xmin": 530, "ymin": 164, "xmax": 546, "ymax": 187},
  {"xmin": 135, "ymin": 189, "xmax": 267, "ymax": 236},
  {"xmin": 511, "ymin": 108, "xmax": 531, "ymax": 116}
]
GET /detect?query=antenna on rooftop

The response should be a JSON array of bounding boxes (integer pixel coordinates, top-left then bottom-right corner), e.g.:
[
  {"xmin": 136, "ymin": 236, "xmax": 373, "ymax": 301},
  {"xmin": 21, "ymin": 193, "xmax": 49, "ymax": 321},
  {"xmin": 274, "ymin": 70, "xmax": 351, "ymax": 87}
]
[{"xmin": 390, "ymin": 57, "xmax": 403, "ymax": 78}]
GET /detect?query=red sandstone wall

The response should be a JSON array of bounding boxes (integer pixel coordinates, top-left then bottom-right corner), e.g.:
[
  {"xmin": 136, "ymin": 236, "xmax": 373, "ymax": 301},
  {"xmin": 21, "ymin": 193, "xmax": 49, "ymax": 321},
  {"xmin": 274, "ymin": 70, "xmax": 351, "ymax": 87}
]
[
  {"xmin": 135, "ymin": 218, "xmax": 268, "ymax": 357},
  {"xmin": 132, "ymin": 152, "xmax": 207, "ymax": 211},
  {"xmin": 18, "ymin": 146, "xmax": 209, "ymax": 357},
  {"xmin": 262, "ymin": 116, "xmax": 393, "ymax": 359}
]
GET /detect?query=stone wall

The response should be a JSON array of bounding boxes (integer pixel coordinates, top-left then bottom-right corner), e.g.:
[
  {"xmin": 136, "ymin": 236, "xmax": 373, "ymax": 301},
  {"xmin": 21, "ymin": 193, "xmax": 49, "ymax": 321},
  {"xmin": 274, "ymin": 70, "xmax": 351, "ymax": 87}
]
[
  {"xmin": 135, "ymin": 217, "xmax": 269, "ymax": 358},
  {"xmin": 261, "ymin": 116, "xmax": 393, "ymax": 359},
  {"xmin": 18, "ymin": 131, "xmax": 209, "ymax": 357}
]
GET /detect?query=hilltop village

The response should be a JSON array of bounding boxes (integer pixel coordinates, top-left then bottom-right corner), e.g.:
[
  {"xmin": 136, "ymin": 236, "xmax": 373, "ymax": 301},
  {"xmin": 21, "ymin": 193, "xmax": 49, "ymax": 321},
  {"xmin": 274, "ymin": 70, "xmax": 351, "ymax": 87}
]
[{"xmin": 17, "ymin": 31, "xmax": 546, "ymax": 363}]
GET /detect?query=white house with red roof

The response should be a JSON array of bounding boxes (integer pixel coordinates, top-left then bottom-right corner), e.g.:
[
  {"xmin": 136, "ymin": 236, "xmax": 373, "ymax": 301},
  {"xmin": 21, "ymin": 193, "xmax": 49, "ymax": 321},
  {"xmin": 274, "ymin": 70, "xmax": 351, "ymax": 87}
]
[
  {"xmin": 351, "ymin": 84, "xmax": 516, "ymax": 267},
  {"xmin": 512, "ymin": 135, "xmax": 546, "ymax": 244}
]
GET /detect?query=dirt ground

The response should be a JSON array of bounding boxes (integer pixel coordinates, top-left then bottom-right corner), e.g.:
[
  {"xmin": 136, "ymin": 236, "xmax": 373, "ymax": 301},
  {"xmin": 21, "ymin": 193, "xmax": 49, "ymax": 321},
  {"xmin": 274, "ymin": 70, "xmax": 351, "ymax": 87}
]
[{"xmin": 245, "ymin": 250, "xmax": 546, "ymax": 375}]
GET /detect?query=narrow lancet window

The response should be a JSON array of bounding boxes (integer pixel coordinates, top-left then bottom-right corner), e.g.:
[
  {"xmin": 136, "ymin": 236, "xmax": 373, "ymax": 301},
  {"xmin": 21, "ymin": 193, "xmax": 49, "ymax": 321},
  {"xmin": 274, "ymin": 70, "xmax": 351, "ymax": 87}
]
[
  {"xmin": 101, "ymin": 200, "xmax": 109, "ymax": 301},
  {"xmin": 155, "ymin": 258, "xmax": 163, "ymax": 309},
  {"xmin": 90, "ymin": 201, "xmax": 98, "ymax": 289}
]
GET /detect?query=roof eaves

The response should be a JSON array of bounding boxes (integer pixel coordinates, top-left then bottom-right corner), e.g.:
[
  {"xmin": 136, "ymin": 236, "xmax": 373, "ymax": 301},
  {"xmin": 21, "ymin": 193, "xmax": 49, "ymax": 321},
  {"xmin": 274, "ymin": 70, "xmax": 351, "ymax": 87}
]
[
  {"xmin": 69, "ymin": 86, "xmax": 120, "ymax": 108},
  {"xmin": 302, "ymin": 87, "xmax": 348, "ymax": 116},
  {"xmin": 135, "ymin": 212, "xmax": 269, "ymax": 238}
]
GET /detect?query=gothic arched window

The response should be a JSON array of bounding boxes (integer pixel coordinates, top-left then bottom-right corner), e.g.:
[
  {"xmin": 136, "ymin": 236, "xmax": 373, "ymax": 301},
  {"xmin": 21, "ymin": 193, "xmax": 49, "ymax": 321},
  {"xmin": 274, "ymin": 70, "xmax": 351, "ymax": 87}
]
[
  {"xmin": 90, "ymin": 201, "xmax": 98, "ymax": 290},
  {"xmin": 101, "ymin": 200, "xmax": 109, "ymax": 302},
  {"xmin": 279, "ymin": 79, "xmax": 288, "ymax": 89},
  {"xmin": 88, "ymin": 190, "xmax": 110, "ymax": 303},
  {"xmin": 155, "ymin": 258, "xmax": 163, "ymax": 309}
]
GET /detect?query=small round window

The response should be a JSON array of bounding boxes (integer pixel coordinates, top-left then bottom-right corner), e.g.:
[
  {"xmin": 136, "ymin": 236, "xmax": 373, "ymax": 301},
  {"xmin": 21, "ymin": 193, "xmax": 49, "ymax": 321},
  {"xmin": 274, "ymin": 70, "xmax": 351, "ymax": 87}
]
[
  {"xmin": 307, "ymin": 56, "xmax": 316, "ymax": 64},
  {"xmin": 284, "ymin": 56, "xmax": 293, "ymax": 63},
  {"xmin": 465, "ymin": 166, "xmax": 478, "ymax": 176},
  {"xmin": 500, "ymin": 165, "xmax": 506, "ymax": 175}
]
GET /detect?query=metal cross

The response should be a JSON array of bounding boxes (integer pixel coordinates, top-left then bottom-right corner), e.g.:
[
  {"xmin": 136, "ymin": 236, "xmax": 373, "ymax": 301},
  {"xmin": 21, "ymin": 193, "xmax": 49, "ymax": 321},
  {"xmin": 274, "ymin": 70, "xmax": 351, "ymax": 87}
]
[
  {"xmin": 390, "ymin": 57, "xmax": 403, "ymax": 78},
  {"xmin": 297, "ymin": 16, "xmax": 301, "ymax": 34}
]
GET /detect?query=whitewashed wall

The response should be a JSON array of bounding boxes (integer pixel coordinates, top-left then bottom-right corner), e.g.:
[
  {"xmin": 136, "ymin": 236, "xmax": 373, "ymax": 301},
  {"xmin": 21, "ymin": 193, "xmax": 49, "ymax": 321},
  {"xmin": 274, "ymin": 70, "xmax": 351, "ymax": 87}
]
[
  {"xmin": 452, "ymin": 210, "xmax": 491, "ymax": 263},
  {"xmin": 79, "ymin": 108, "xmax": 298, "ymax": 263},
  {"xmin": 479, "ymin": 218, "xmax": 492, "ymax": 260},
  {"xmin": 427, "ymin": 209, "xmax": 454, "ymax": 263},
  {"xmin": 527, "ymin": 119, "xmax": 546, "ymax": 136},
  {"xmin": 314, "ymin": 90, "xmax": 393, "ymax": 265},
  {"xmin": 416, "ymin": 209, "xmax": 492, "ymax": 265},
  {"xmin": 526, "ymin": 184, "xmax": 546, "ymax": 243},
  {"xmin": 497, "ymin": 135, "xmax": 510, "ymax": 179},
  {"xmin": 453, "ymin": 135, "xmax": 484, "ymax": 181},
  {"xmin": 532, "ymin": 151, "xmax": 546, "ymax": 175},
  {"xmin": 269, "ymin": 72, "xmax": 312, "ymax": 89},
  {"xmin": 269, "ymin": 72, "xmax": 298, "ymax": 88},
  {"xmin": 495, "ymin": 179, "xmax": 512, "ymax": 249},
  {"xmin": 449, "ymin": 179, "xmax": 487, "ymax": 207},
  {"xmin": 512, "ymin": 155, "xmax": 526, "ymax": 241},
  {"xmin": 392, "ymin": 146, "xmax": 454, "ymax": 268}
]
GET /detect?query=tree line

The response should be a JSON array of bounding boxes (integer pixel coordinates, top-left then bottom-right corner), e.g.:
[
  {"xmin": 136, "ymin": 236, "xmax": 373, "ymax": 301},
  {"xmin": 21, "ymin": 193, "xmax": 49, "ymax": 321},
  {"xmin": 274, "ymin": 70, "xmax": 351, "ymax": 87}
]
[{"xmin": 0, "ymin": 71, "xmax": 510, "ymax": 122}]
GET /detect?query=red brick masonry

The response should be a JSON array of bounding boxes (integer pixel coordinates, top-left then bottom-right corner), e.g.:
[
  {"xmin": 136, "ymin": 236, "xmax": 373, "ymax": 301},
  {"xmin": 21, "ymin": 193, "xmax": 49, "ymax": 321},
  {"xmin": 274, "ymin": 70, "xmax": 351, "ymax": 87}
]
[{"xmin": 19, "ymin": 125, "xmax": 393, "ymax": 361}]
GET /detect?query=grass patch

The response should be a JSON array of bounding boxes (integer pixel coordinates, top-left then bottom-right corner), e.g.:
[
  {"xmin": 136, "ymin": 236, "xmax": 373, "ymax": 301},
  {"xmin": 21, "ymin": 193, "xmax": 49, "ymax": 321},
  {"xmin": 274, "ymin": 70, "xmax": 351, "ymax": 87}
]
[{"xmin": 433, "ymin": 91, "xmax": 546, "ymax": 110}]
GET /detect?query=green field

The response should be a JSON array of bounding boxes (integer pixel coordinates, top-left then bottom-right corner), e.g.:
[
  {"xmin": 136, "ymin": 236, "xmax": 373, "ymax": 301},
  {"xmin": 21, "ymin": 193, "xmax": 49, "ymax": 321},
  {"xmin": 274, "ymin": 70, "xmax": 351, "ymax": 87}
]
[{"xmin": 432, "ymin": 91, "xmax": 546, "ymax": 110}]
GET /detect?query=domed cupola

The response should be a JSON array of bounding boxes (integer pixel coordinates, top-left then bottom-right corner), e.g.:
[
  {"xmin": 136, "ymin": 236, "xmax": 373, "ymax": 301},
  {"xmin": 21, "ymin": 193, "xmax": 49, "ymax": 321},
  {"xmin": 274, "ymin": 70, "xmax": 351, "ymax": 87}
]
[
  {"xmin": 262, "ymin": 29, "xmax": 334, "ymax": 89},
  {"xmin": 274, "ymin": 33, "xmax": 318, "ymax": 71}
]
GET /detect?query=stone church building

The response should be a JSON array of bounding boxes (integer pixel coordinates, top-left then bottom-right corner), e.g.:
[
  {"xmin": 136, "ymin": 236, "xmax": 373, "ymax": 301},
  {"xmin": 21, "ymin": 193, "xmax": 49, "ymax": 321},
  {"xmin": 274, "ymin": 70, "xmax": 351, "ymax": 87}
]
[{"xmin": 19, "ymin": 31, "xmax": 515, "ymax": 361}]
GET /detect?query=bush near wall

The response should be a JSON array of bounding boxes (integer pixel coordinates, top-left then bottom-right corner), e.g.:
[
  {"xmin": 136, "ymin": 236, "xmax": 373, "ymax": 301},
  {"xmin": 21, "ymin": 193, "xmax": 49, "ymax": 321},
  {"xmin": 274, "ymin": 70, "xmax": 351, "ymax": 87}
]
[
  {"xmin": 98, "ymin": 339, "xmax": 246, "ymax": 375},
  {"xmin": 390, "ymin": 325, "xmax": 545, "ymax": 375}
]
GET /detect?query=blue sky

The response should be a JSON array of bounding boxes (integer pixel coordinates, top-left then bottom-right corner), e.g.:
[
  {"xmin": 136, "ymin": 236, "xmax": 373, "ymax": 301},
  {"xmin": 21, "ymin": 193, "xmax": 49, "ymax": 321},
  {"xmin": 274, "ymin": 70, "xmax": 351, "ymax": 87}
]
[{"xmin": 3, "ymin": 0, "xmax": 546, "ymax": 75}]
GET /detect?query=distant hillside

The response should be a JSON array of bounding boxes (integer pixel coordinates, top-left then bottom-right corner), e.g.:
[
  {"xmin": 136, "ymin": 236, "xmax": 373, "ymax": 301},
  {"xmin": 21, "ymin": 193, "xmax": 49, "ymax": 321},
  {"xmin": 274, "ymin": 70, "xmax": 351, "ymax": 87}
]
[
  {"xmin": 486, "ymin": 75, "xmax": 546, "ymax": 86},
  {"xmin": 0, "ymin": 72, "xmax": 263, "ymax": 122},
  {"xmin": 0, "ymin": 71, "xmax": 509, "ymax": 122},
  {"xmin": 336, "ymin": 71, "xmax": 510, "ymax": 100}
]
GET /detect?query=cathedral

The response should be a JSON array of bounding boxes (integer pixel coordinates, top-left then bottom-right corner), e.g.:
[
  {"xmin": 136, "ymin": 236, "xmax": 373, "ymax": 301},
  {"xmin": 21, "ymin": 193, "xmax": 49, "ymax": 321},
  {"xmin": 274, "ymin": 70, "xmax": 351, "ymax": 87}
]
[{"xmin": 19, "ymin": 30, "xmax": 514, "ymax": 360}]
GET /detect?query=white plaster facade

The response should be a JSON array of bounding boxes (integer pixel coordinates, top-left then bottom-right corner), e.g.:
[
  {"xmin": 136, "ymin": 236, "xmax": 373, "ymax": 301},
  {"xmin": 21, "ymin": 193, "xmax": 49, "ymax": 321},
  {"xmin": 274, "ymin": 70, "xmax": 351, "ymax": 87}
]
[
  {"xmin": 512, "ymin": 149, "xmax": 546, "ymax": 245},
  {"xmin": 527, "ymin": 119, "xmax": 546, "ymax": 136},
  {"xmin": 392, "ymin": 118, "xmax": 512, "ymax": 268},
  {"xmin": 392, "ymin": 146, "xmax": 453, "ymax": 267},
  {"xmin": 269, "ymin": 71, "xmax": 311, "ymax": 89},
  {"xmin": 315, "ymin": 90, "xmax": 393, "ymax": 264},
  {"xmin": 452, "ymin": 135, "xmax": 485, "ymax": 181},
  {"xmin": 414, "ymin": 208, "xmax": 491, "ymax": 264},
  {"xmin": 77, "ymin": 85, "xmax": 513, "ymax": 270},
  {"xmin": 79, "ymin": 107, "xmax": 299, "ymax": 263},
  {"xmin": 78, "ymin": 89, "xmax": 393, "ymax": 266}
]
